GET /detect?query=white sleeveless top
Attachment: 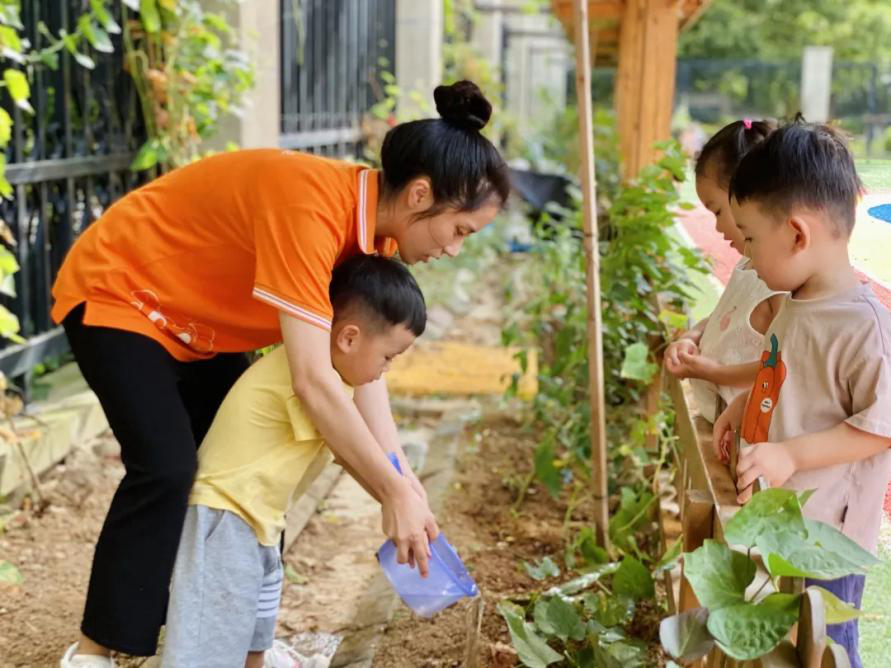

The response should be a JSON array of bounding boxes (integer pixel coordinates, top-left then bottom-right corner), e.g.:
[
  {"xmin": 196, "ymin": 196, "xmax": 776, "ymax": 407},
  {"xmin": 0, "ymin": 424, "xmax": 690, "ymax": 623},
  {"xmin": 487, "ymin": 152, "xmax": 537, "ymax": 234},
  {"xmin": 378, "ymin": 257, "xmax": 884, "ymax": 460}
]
[{"xmin": 691, "ymin": 259, "xmax": 784, "ymax": 422}]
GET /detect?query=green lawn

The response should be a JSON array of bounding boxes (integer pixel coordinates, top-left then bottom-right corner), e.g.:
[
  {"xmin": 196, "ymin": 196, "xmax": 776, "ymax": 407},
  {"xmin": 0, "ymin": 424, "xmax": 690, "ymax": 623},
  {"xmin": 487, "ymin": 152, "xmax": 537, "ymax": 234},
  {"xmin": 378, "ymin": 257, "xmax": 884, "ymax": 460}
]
[
  {"xmin": 860, "ymin": 523, "xmax": 891, "ymax": 668},
  {"xmin": 857, "ymin": 158, "xmax": 891, "ymax": 192}
]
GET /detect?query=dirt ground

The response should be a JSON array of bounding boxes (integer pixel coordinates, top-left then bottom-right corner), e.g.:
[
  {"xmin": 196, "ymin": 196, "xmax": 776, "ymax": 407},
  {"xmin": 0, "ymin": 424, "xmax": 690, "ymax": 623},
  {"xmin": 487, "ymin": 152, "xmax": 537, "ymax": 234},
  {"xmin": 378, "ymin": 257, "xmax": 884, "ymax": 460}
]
[
  {"xmin": 0, "ymin": 438, "xmax": 126, "ymax": 667},
  {"xmin": 372, "ymin": 417, "xmax": 599, "ymax": 668}
]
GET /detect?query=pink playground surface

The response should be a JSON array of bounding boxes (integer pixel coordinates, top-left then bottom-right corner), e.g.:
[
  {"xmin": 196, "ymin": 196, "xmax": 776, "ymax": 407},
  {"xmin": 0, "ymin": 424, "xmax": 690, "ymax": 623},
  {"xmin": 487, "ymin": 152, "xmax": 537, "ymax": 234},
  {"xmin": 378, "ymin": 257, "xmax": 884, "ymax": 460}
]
[{"xmin": 677, "ymin": 205, "xmax": 891, "ymax": 518}]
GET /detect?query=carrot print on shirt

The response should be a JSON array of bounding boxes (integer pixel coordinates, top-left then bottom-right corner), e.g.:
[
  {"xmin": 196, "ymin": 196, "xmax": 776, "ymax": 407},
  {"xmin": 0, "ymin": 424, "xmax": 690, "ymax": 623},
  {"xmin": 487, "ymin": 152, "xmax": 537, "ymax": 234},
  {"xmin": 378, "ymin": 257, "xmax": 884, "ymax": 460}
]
[
  {"xmin": 130, "ymin": 290, "xmax": 216, "ymax": 354},
  {"xmin": 741, "ymin": 333, "xmax": 787, "ymax": 443}
]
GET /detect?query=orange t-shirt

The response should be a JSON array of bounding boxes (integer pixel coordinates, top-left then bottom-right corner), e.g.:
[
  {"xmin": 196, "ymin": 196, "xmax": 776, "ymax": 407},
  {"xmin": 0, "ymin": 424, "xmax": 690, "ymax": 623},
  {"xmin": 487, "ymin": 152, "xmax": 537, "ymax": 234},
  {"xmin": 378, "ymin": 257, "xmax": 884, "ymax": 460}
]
[{"xmin": 51, "ymin": 149, "xmax": 396, "ymax": 361}]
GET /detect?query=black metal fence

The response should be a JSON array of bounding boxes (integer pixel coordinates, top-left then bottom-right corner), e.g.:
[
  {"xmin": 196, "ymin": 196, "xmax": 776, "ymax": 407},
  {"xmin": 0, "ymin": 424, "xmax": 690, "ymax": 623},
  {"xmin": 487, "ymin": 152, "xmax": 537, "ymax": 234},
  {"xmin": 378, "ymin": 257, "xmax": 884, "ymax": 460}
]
[
  {"xmin": 675, "ymin": 59, "xmax": 891, "ymax": 154},
  {"xmin": 280, "ymin": 0, "xmax": 396, "ymax": 157},
  {"xmin": 0, "ymin": 1, "xmax": 145, "ymax": 382}
]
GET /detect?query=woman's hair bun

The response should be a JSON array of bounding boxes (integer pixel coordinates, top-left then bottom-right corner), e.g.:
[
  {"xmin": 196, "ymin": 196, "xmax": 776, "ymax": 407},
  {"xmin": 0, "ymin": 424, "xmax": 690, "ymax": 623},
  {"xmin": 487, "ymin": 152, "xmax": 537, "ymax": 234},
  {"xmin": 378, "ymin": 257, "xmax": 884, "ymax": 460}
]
[{"xmin": 433, "ymin": 80, "xmax": 492, "ymax": 131}]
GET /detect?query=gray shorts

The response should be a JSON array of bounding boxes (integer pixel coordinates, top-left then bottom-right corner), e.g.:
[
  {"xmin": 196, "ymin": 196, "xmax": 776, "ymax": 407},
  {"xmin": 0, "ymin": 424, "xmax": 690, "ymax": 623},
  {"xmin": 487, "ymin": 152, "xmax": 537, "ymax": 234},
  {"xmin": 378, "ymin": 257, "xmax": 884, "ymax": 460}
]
[{"xmin": 161, "ymin": 505, "xmax": 283, "ymax": 667}]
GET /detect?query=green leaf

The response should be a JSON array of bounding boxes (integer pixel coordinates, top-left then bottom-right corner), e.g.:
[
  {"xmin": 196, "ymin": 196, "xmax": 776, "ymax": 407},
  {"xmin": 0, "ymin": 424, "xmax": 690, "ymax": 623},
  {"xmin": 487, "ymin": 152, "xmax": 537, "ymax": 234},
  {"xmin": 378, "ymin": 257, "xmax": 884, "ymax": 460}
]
[
  {"xmin": 497, "ymin": 601, "xmax": 562, "ymax": 668},
  {"xmin": 72, "ymin": 51, "xmax": 95, "ymax": 69},
  {"xmin": 804, "ymin": 519, "xmax": 879, "ymax": 571},
  {"xmin": 656, "ymin": 539, "xmax": 682, "ymax": 572},
  {"xmin": 810, "ymin": 586, "xmax": 862, "ymax": 625},
  {"xmin": 38, "ymin": 50, "xmax": 59, "ymax": 70},
  {"xmin": 612, "ymin": 556, "xmax": 655, "ymax": 602},
  {"xmin": 3, "ymin": 68, "xmax": 31, "ymax": 112},
  {"xmin": 0, "ymin": 107, "xmax": 11, "ymax": 146},
  {"xmin": 683, "ymin": 540, "xmax": 756, "ymax": 610},
  {"xmin": 658, "ymin": 308, "xmax": 688, "ymax": 331},
  {"xmin": 0, "ymin": 25, "xmax": 22, "ymax": 54},
  {"xmin": 122, "ymin": 0, "xmax": 140, "ymax": 10},
  {"xmin": 759, "ymin": 518, "xmax": 877, "ymax": 580},
  {"xmin": 130, "ymin": 140, "xmax": 160, "ymax": 171},
  {"xmin": 139, "ymin": 0, "xmax": 162, "ymax": 33},
  {"xmin": 620, "ymin": 342, "xmax": 658, "ymax": 382},
  {"xmin": 90, "ymin": 0, "xmax": 122, "ymax": 34},
  {"xmin": 546, "ymin": 562, "xmax": 620, "ymax": 597},
  {"xmin": 0, "ymin": 305, "xmax": 23, "ymax": 342},
  {"xmin": 723, "ymin": 488, "xmax": 807, "ymax": 549},
  {"xmin": 533, "ymin": 440, "xmax": 562, "ymax": 496},
  {"xmin": 0, "ymin": 559, "xmax": 23, "ymax": 584},
  {"xmin": 707, "ymin": 593, "xmax": 799, "ymax": 661},
  {"xmin": 659, "ymin": 608, "xmax": 715, "ymax": 663},
  {"xmin": 586, "ymin": 592, "xmax": 635, "ymax": 628},
  {"xmin": 0, "ymin": 246, "xmax": 19, "ymax": 275},
  {"xmin": 284, "ymin": 563, "xmax": 308, "ymax": 585},
  {"xmin": 80, "ymin": 16, "xmax": 114, "ymax": 53},
  {"xmin": 608, "ymin": 486, "xmax": 655, "ymax": 551},
  {"xmin": 524, "ymin": 556, "xmax": 561, "ymax": 581},
  {"xmin": 533, "ymin": 596, "xmax": 586, "ymax": 642}
]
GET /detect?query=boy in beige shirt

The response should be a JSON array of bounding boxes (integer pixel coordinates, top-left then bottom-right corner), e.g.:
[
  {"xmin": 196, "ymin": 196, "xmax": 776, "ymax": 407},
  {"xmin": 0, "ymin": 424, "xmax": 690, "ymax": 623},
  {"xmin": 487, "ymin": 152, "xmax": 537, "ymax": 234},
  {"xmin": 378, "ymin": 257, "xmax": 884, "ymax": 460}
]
[{"xmin": 713, "ymin": 120, "xmax": 891, "ymax": 668}]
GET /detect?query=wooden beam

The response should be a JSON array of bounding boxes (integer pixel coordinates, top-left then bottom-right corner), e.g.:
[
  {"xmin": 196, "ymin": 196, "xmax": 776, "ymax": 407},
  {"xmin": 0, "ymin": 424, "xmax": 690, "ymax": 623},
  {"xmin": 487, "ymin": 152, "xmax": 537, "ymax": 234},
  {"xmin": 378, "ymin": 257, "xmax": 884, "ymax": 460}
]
[
  {"xmin": 572, "ymin": 0, "xmax": 609, "ymax": 548},
  {"xmin": 614, "ymin": 0, "xmax": 682, "ymax": 179}
]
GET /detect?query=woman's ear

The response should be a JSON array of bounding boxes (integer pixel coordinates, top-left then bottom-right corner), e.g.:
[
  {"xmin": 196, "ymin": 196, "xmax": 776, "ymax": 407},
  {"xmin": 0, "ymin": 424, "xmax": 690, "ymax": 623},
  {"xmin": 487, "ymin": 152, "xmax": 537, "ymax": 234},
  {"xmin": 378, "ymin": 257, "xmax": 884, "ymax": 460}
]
[
  {"xmin": 333, "ymin": 323, "xmax": 361, "ymax": 354},
  {"xmin": 405, "ymin": 177, "xmax": 433, "ymax": 213}
]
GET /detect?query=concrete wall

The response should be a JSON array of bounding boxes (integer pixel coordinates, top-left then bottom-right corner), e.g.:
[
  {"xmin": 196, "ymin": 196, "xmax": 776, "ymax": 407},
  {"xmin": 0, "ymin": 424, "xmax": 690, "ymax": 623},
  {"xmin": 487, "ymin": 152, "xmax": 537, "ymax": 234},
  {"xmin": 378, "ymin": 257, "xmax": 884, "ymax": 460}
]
[
  {"xmin": 395, "ymin": 0, "xmax": 444, "ymax": 116},
  {"xmin": 205, "ymin": 0, "xmax": 281, "ymax": 150}
]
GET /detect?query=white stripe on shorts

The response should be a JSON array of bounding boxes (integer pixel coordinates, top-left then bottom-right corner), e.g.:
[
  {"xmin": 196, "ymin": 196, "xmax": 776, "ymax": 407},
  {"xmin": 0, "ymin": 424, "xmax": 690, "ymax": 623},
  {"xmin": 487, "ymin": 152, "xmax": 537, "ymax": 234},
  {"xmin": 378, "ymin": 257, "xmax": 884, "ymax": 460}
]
[{"xmin": 256, "ymin": 575, "xmax": 282, "ymax": 619}]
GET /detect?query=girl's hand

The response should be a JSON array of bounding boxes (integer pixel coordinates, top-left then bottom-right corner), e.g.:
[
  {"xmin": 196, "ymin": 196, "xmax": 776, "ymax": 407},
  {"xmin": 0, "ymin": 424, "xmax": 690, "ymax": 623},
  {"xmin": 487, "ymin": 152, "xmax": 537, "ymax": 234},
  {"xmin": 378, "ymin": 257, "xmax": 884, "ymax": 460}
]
[
  {"xmin": 736, "ymin": 441, "xmax": 796, "ymax": 504},
  {"xmin": 664, "ymin": 338, "xmax": 699, "ymax": 374},
  {"xmin": 667, "ymin": 350, "xmax": 720, "ymax": 381}
]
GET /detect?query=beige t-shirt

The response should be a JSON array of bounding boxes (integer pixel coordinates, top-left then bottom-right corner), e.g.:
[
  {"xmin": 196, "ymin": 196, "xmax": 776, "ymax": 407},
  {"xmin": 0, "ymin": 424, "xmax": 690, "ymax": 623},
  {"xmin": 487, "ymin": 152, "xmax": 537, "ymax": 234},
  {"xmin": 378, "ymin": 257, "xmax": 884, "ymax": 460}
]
[
  {"xmin": 739, "ymin": 283, "xmax": 891, "ymax": 553},
  {"xmin": 692, "ymin": 258, "xmax": 784, "ymax": 422}
]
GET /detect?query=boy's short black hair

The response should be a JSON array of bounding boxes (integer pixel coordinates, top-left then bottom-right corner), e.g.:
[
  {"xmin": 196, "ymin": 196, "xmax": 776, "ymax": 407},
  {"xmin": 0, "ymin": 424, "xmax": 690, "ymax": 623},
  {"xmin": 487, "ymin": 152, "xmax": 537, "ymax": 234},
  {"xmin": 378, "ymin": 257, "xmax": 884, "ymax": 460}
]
[
  {"xmin": 329, "ymin": 255, "xmax": 426, "ymax": 337},
  {"xmin": 728, "ymin": 118, "xmax": 862, "ymax": 237}
]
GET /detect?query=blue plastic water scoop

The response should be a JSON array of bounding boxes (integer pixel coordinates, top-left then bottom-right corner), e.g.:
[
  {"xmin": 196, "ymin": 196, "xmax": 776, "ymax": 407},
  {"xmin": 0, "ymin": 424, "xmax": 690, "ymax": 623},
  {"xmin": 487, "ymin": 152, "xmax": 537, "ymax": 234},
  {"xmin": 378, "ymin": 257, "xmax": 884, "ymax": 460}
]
[{"xmin": 376, "ymin": 453, "xmax": 479, "ymax": 617}]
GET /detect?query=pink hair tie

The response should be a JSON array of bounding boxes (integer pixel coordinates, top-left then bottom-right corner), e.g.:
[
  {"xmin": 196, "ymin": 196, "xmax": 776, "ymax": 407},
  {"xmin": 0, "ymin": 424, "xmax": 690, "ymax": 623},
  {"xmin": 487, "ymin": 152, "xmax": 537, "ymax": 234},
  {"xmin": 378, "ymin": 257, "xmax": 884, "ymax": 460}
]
[{"xmin": 743, "ymin": 118, "xmax": 753, "ymax": 130}]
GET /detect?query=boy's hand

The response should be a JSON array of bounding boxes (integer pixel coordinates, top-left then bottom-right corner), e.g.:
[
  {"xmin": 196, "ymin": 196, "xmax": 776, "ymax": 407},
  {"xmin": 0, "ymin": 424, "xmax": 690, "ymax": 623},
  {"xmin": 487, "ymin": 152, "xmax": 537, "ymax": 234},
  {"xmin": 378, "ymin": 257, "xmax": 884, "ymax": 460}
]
[
  {"xmin": 736, "ymin": 441, "xmax": 796, "ymax": 504},
  {"xmin": 381, "ymin": 482, "xmax": 439, "ymax": 577},
  {"xmin": 664, "ymin": 338, "xmax": 699, "ymax": 372},
  {"xmin": 712, "ymin": 394, "xmax": 746, "ymax": 463}
]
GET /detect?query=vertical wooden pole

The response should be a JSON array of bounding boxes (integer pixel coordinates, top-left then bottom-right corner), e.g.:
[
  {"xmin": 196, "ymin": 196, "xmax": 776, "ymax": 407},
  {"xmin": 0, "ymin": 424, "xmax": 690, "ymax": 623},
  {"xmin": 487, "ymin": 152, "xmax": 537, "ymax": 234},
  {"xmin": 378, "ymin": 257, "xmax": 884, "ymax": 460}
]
[
  {"xmin": 615, "ymin": 0, "xmax": 681, "ymax": 179},
  {"xmin": 572, "ymin": 0, "xmax": 609, "ymax": 548}
]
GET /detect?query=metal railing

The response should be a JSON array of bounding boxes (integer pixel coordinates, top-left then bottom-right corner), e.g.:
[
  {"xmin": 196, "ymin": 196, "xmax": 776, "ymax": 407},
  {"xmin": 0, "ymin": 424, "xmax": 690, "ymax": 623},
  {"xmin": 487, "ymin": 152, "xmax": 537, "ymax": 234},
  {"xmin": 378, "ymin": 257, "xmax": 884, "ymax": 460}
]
[
  {"xmin": 0, "ymin": 1, "xmax": 146, "ymax": 383},
  {"xmin": 280, "ymin": 0, "xmax": 396, "ymax": 157}
]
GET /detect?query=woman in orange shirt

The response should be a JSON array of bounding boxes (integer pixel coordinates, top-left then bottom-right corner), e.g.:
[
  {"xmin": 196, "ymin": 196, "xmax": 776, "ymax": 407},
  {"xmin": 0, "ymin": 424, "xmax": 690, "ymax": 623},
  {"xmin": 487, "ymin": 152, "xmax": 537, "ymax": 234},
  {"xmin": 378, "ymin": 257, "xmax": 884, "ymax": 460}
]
[{"xmin": 54, "ymin": 81, "xmax": 509, "ymax": 665}]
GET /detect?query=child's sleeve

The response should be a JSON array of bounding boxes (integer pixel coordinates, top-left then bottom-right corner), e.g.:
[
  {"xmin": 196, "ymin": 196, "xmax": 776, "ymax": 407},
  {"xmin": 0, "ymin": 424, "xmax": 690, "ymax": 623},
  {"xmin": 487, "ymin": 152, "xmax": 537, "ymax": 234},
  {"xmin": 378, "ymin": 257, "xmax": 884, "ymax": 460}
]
[
  {"xmin": 845, "ymin": 350, "xmax": 891, "ymax": 439},
  {"xmin": 252, "ymin": 205, "xmax": 343, "ymax": 331}
]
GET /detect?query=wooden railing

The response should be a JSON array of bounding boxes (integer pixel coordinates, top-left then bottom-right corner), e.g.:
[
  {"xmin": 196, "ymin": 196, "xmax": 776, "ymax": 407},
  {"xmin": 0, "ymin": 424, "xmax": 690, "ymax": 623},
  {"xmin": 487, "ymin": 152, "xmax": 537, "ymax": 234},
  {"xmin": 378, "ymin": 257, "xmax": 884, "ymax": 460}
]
[{"xmin": 659, "ymin": 374, "xmax": 850, "ymax": 668}]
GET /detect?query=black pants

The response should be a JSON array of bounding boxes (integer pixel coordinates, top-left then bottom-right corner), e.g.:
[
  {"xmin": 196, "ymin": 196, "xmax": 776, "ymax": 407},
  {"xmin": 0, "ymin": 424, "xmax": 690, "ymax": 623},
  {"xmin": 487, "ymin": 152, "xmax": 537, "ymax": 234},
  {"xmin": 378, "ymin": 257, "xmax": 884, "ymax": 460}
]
[{"xmin": 63, "ymin": 304, "xmax": 249, "ymax": 655}]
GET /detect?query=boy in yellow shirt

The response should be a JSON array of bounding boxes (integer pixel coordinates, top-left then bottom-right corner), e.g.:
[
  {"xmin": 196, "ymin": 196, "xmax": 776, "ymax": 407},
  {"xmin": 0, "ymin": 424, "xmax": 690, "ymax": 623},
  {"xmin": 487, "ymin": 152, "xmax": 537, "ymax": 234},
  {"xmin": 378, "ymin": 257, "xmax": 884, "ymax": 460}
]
[{"xmin": 160, "ymin": 256, "xmax": 426, "ymax": 668}]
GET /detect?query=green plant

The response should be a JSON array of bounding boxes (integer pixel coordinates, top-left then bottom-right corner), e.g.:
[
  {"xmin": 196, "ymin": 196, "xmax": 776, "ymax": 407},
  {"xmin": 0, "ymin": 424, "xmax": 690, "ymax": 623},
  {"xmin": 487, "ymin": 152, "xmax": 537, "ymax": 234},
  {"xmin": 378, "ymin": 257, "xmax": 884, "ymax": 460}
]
[
  {"xmin": 123, "ymin": 0, "xmax": 254, "ymax": 170},
  {"xmin": 660, "ymin": 488, "xmax": 876, "ymax": 662},
  {"xmin": 498, "ymin": 546, "xmax": 679, "ymax": 667},
  {"xmin": 503, "ymin": 137, "xmax": 704, "ymax": 491}
]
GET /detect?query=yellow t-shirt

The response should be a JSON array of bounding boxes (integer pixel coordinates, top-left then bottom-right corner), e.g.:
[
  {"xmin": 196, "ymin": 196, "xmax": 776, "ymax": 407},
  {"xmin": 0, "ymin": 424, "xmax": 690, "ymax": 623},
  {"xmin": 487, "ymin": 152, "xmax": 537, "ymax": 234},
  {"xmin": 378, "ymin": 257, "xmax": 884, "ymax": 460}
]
[{"xmin": 189, "ymin": 346, "xmax": 351, "ymax": 546}]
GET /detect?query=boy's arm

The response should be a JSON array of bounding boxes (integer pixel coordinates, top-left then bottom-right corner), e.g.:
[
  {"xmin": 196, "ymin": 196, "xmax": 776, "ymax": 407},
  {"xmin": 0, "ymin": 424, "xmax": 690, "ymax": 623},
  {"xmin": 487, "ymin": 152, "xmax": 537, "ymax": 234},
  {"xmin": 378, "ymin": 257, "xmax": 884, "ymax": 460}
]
[
  {"xmin": 280, "ymin": 314, "xmax": 437, "ymax": 574},
  {"xmin": 353, "ymin": 377, "xmax": 428, "ymax": 503},
  {"xmin": 736, "ymin": 422, "xmax": 891, "ymax": 500}
]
